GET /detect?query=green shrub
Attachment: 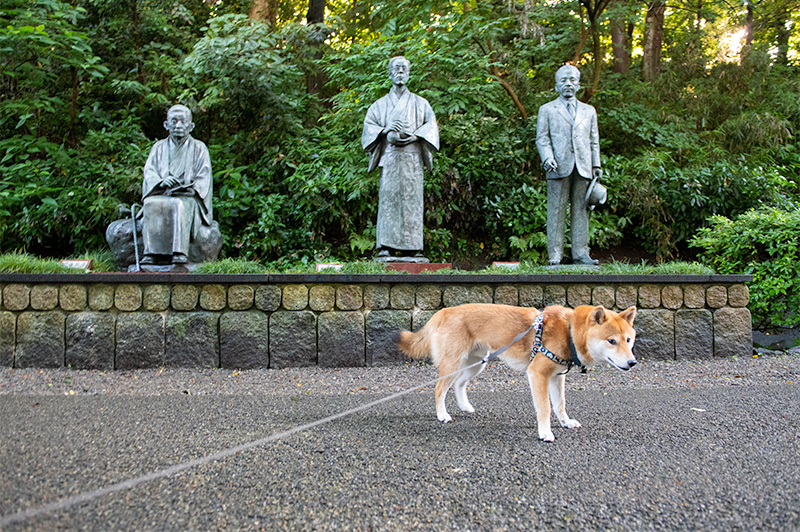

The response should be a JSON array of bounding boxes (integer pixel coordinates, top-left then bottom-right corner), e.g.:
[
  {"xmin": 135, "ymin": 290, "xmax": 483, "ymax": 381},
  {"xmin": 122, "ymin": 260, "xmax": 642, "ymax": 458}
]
[{"xmin": 691, "ymin": 207, "xmax": 800, "ymax": 330}]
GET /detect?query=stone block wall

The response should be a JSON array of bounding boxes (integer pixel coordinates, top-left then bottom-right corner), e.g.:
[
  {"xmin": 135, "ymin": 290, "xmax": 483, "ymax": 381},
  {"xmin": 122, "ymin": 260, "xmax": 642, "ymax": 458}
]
[{"xmin": 0, "ymin": 273, "xmax": 753, "ymax": 369}]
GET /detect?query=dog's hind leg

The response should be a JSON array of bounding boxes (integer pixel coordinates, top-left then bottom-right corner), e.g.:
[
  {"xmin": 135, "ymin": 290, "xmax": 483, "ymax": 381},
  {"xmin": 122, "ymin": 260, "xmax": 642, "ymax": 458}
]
[
  {"xmin": 434, "ymin": 371, "xmax": 456, "ymax": 423},
  {"xmin": 453, "ymin": 351, "xmax": 486, "ymax": 414},
  {"xmin": 549, "ymin": 373, "xmax": 581, "ymax": 429}
]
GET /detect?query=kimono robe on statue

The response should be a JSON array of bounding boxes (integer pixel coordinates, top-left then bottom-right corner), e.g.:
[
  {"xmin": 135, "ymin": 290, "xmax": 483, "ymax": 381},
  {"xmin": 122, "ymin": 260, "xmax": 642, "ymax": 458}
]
[
  {"xmin": 362, "ymin": 89, "xmax": 439, "ymax": 252},
  {"xmin": 141, "ymin": 136, "xmax": 213, "ymax": 258}
]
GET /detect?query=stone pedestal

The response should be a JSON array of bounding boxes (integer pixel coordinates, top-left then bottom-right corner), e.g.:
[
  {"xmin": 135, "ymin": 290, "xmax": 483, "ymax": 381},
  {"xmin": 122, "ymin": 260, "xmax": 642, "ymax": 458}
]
[{"xmin": 386, "ymin": 263, "xmax": 452, "ymax": 274}]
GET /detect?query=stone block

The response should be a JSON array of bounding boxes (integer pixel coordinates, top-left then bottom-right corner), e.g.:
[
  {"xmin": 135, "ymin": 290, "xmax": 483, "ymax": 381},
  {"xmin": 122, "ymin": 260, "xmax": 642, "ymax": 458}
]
[
  {"xmin": 59, "ymin": 285, "xmax": 87, "ymax": 311},
  {"xmin": 727, "ymin": 285, "xmax": 750, "ymax": 308},
  {"xmin": 443, "ymin": 285, "xmax": 492, "ymax": 307},
  {"xmin": 706, "ymin": 286, "xmax": 728, "ymax": 309},
  {"xmin": 227, "ymin": 285, "xmax": 255, "ymax": 311},
  {"xmin": 543, "ymin": 285, "xmax": 566, "ymax": 307},
  {"xmin": 30, "ymin": 285, "xmax": 59, "ymax": 310},
  {"xmin": 412, "ymin": 309, "xmax": 436, "ymax": 332},
  {"xmin": 714, "ymin": 308, "xmax": 753, "ymax": 357},
  {"xmin": 88, "ymin": 285, "xmax": 114, "ymax": 311},
  {"xmin": 255, "ymin": 285, "xmax": 281, "ymax": 311},
  {"xmin": 143, "ymin": 285, "xmax": 171, "ymax": 311},
  {"xmin": 366, "ymin": 310, "xmax": 411, "ymax": 366},
  {"xmin": 470, "ymin": 285, "xmax": 493, "ymax": 304},
  {"xmin": 115, "ymin": 284, "xmax": 142, "ymax": 312},
  {"xmin": 416, "ymin": 285, "xmax": 442, "ymax": 310},
  {"xmin": 592, "ymin": 286, "xmax": 615, "ymax": 309},
  {"xmin": 318, "ymin": 311, "xmax": 365, "ymax": 367},
  {"xmin": 309, "ymin": 285, "xmax": 335, "ymax": 311},
  {"xmin": 336, "ymin": 285, "xmax": 363, "ymax": 311},
  {"xmin": 443, "ymin": 286, "xmax": 469, "ymax": 307},
  {"xmin": 675, "ymin": 309, "xmax": 713, "ymax": 359},
  {"xmin": 661, "ymin": 285, "xmax": 684, "ymax": 310},
  {"xmin": 519, "ymin": 285, "xmax": 543, "ymax": 308},
  {"xmin": 116, "ymin": 313, "xmax": 165, "ymax": 369},
  {"xmin": 269, "ymin": 311, "xmax": 317, "ymax": 368},
  {"xmin": 4, "ymin": 284, "xmax": 30, "ymax": 311},
  {"xmin": 16, "ymin": 311, "xmax": 65, "ymax": 368},
  {"xmin": 632, "ymin": 309, "xmax": 674, "ymax": 361},
  {"xmin": 616, "ymin": 285, "xmax": 637, "ymax": 310},
  {"xmin": 165, "ymin": 312, "xmax": 220, "ymax": 367},
  {"xmin": 638, "ymin": 284, "xmax": 661, "ymax": 309},
  {"xmin": 567, "ymin": 285, "xmax": 592, "ymax": 307},
  {"xmin": 66, "ymin": 312, "xmax": 115, "ymax": 370},
  {"xmin": 220, "ymin": 311, "xmax": 269, "ymax": 369},
  {"xmin": 282, "ymin": 285, "xmax": 308, "ymax": 311},
  {"xmin": 364, "ymin": 285, "xmax": 390, "ymax": 310},
  {"xmin": 0, "ymin": 312, "xmax": 14, "ymax": 367},
  {"xmin": 390, "ymin": 285, "xmax": 415, "ymax": 309},
  {"xmin": 171, "ymin": 285, "xmax": 199, "ymax": 311},
  {"xmin": 683, "ymin": 285, "xmax": 706, "ymax": 309},
  {"xmin": 494, "ymin": 286, "xmax": 518, "ymax": 306},
  {"xmin": 199, "ymin": 284, "xmax": 226, "ymax": 311}
]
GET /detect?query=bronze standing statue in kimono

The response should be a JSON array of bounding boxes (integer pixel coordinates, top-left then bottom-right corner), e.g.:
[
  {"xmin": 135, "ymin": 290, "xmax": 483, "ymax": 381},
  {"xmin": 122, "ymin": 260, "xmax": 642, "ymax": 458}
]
[{"xmin": 362, "ymin": 56, "xmax": 439, "ymax": 261}]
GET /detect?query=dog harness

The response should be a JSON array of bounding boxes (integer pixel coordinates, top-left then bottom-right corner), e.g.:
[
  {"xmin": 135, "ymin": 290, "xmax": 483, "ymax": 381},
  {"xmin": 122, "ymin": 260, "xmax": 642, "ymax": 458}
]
[
  {"xmin": 530, "ymin": 314, "xmax": 587, "ymax": 374},
  {"xmin": 480, "ymin": 313, "xmax": 587, "ymax": 374}
]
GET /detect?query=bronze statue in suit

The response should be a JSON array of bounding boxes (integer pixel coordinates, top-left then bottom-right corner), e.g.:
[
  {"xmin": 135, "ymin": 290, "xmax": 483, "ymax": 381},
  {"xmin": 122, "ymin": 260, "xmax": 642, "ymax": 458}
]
[{"xmin": 536, "ymin": 65, "xmax": 602, "ymax": 266}]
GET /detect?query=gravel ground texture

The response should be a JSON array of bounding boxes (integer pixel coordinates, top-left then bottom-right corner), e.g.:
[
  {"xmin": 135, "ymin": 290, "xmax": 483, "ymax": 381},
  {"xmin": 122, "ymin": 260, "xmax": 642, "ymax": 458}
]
[
  {"xmin": 1, "ymin": 353, "xmax": 798, "ymax": 397},
  {"xmin": 1, "ymin": 354, "xmax": 799, "ymax": 531}
]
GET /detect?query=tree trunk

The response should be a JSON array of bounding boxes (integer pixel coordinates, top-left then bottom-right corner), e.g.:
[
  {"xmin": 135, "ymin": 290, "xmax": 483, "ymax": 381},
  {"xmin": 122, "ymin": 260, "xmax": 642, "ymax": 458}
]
[
  {"xmin": 69, "ymin": 66, "xmax": 78, "ymax": 146},
  {"xmin": 610, "ymin": 17, "xmax": 629, "ymax": 73},
  {"xmin": 774, "ymin": 4, "xmax": 790, "ymax": 65},
  {"xmin": 642, "ymin": 0, "xmax": 665, "ymax": 82},
  {"xmin": 131, "ymin": 0, "xmax": 144, "ymax": 85},
  {"xmin": 307, "ymin": 0, "xmax": 326, "ymax": 24},
  {"xmin": 249, "ymin": 0, "xmax": 277, "ymax": 25},
  {"xmin": 744, "ymin": 3, "xmax": 753, "ymax": 46},
  {"xmin": 587, "ymin": 22, "xmax": 603, "ymax": 98}
]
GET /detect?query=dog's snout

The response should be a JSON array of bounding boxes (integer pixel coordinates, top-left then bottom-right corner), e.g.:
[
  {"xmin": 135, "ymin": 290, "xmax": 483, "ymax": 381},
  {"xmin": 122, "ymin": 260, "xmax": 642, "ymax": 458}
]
[{"xmin": 628, "ymin": 360, "xmax": 637, "ymax": 369}]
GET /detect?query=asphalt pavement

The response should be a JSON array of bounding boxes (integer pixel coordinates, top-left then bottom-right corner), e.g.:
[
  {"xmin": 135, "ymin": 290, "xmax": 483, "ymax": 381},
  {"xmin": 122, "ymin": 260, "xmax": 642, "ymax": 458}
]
[{"xmin": 1, "ymin": 382, "xmax": 798, "ymax": 531}]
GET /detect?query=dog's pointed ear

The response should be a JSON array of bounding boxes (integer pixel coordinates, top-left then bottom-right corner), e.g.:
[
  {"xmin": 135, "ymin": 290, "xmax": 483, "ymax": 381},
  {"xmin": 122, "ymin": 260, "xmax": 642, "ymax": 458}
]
[
  {"xmin": 619, "ymin": 306, "xmax": 637, "ymax": 326},
  {"xmin": 590, "ymin": 306, "xmax": 606, "ymax": 325}
]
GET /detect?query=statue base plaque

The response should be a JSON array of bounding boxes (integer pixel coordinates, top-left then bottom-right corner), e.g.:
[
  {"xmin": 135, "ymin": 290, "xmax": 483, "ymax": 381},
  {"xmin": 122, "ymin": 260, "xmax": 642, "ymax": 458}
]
[{"xmin": 386, "ymin": 262, "xmax": 452, "ymax": 274}]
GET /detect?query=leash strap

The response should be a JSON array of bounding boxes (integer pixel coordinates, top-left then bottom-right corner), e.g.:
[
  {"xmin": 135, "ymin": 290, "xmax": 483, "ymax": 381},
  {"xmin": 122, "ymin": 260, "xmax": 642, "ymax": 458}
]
[{"xmin": 481, "ymin": 319, "xmax": 538, "ymax": 364}]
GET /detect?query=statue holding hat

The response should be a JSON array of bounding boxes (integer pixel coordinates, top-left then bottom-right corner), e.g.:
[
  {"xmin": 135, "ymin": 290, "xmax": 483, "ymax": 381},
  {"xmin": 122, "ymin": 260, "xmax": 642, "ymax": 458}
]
[{"xmin": 536, "ymin": 65, "xmax": 605, "ymax": 266}]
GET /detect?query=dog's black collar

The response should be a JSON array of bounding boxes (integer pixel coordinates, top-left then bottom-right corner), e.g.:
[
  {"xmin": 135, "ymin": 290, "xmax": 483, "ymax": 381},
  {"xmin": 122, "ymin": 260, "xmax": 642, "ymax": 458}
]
[
  {"xmin": 531, "ymin": 315, "xmax": 587, "ymax": 375},
  {"xmin": 568, "ymin": 326, "xmax": 588, "ymax": 374}
]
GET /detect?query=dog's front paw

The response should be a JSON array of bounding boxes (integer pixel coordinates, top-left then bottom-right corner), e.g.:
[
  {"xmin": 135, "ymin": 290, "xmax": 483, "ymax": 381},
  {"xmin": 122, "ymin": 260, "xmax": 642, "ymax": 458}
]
[
  {"xmin": 438, "ymin": 412, "xmax": 453, "ymax": 423},
  {"xmin": 560, "ymin": 418, "xmax": 581, "ymax": 429},
  {"xmin": 538, "ymin": 429, "xmax": 555, "ymax": 442}
]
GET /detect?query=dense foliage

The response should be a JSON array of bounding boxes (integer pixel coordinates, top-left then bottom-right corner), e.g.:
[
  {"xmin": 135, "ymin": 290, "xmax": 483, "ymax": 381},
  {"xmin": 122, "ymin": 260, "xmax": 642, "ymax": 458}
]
[
  {"xmin": 692, "ymin": 207, "xmax": 800, "ymax": 330},
  {"xmin": 1, "ymin": 0, "xmax": 799, "ymax": 270}
]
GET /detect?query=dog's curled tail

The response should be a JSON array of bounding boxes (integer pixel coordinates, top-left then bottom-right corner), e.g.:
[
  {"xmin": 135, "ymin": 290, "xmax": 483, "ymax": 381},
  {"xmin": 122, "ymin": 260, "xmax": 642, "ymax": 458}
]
[{"xmin": 395, "ymin": 327, "xmax": 432, "ymax": 360}]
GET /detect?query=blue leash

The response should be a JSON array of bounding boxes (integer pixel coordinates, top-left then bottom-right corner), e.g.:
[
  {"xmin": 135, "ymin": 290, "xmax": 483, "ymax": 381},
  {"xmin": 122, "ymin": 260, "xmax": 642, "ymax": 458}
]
[{"xmin": 480, "ymin": 320, "xmax": 538, "ymax": 364}]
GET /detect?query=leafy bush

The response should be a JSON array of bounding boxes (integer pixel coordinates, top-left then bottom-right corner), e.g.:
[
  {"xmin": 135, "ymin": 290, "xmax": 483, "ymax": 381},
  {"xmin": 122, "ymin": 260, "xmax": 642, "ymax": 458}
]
[{"xmin": 691, "ymin": 207, "xmax": 800, "ymax": 331}]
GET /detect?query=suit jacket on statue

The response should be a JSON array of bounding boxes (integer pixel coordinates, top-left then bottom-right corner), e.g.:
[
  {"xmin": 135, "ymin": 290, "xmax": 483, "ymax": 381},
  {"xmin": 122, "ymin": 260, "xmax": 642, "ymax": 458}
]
[{"xmin": 536, "ymin": 97, "xmax": 600, "ymax": 179}]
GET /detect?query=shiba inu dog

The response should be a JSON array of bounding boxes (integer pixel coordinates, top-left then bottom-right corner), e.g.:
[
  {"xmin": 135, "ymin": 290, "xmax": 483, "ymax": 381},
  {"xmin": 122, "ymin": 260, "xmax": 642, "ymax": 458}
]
[{"xmin": 397, "ymin": 303, "xmax": 637, "ymax": 441}]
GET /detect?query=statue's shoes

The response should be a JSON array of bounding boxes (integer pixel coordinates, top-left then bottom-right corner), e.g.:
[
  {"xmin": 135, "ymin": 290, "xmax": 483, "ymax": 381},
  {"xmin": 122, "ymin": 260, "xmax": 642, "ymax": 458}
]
[
  {"xmin": 573, "ymin": 256, "xmax": 599, "ymax": 266},
  {"xmin": 140, "ymin": 255, "xmax": 155, "ymax": 265},
  {"xmin": 172, "ymin": 253, "xmax": 189, "ymax": 264}
]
